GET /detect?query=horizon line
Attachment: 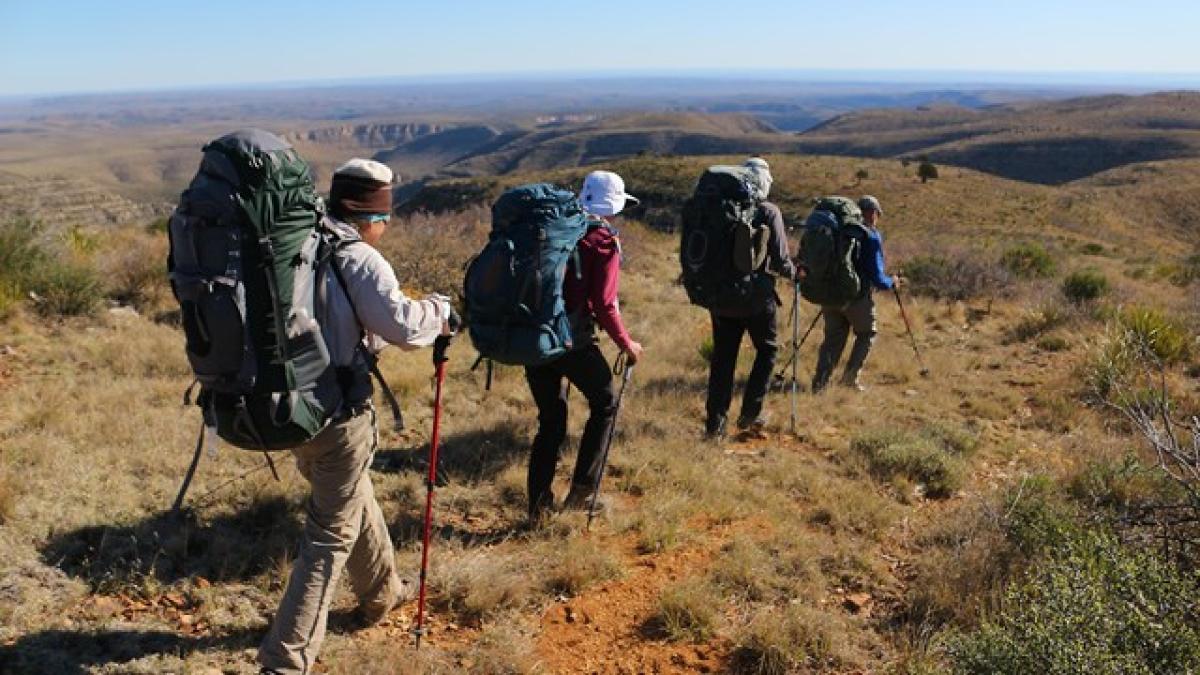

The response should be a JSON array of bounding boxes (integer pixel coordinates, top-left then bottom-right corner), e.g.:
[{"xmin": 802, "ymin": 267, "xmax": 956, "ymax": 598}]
[{"xmin": 5, "ymin": 67, "xmax": 1200, "ymax": 101}]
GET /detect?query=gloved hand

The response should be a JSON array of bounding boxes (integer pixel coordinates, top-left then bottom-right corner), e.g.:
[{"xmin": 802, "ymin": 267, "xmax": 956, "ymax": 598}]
[{"xmin": 447, "ymin": 305, "xmax": 463, "ymax": 334}]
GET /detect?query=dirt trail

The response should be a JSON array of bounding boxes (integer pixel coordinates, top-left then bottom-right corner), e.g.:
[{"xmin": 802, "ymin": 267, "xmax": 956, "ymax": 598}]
[{"xmin": 534, "ymin": 521, "xmax": 740, "ymax": 674}]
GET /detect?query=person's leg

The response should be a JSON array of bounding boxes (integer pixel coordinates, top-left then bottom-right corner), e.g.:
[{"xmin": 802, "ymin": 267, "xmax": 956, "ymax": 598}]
[
  {"xmin": 841, "ymin": 294, "xmax": 879, "ymax": 387},
  {"xmin": 258, "ymin": 413, "xmax": 378, "ymax": 675},
  {"xmin": 739, "ymin": 301, "xmax": 779, "ymax": 425},
  {"xmin": 557, "ymin": 344, "xmax": 616, "ymax": 503},
  {"xmin": 812, "ymin": 307, "xmax": 850, "ymax": 392},
  {"xmin": 524, "ymin": 362, "xmax": 569, "ymax": 518},
  {"xmin": 706, "ymin": 313, "xmax": 746, "ymax": 433},
  {"xmin": 343, "ymin": 412, "xmax": 409, "ymax": 622}
]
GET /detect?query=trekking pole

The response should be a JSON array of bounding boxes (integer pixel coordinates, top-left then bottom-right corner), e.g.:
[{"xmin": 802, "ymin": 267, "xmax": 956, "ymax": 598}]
[
  {"xmin": 892, "ymin": 286, "xmax": 930, "ymax": 378},
  {"xmin": 414, "ymin": 334, "xmax": 451, "ymax": 650},
  {"xmin": 773, "ymin": 311, "xmax": 821, "ymax": 389},
  {"xmin": 587, "ymin": 352, "xmax": 634, "ymax": 532},
  {"xmin": 790, "ymin": 283, "xmax": 800, "ymax": 435},
  {"xmin": 170, "ymin": 421, "xmax": 206, "ymax": 514}
]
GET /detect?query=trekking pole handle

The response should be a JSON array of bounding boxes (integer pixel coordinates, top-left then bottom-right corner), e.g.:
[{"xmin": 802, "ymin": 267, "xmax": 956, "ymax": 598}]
[{"xmin": 433, "ymin": 335, "xmax": 451, "ymax": 365}]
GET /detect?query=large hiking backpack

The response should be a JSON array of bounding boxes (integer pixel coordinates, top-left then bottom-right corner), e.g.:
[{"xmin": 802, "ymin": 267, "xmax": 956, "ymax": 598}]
[
  {"xmin": 463, "ymin": 183, "xmax": 590, "ymax": 366},
  {"xmin": 679, "ymin": 165, "xmax": 772, "ymax": 314},
  {"xmin": 167, "ymin": 129, "xmax": 343, "ymax": 451},
  {"xmin": 798, "ymin": 196, "xmax": 868, "ymax": 306}
]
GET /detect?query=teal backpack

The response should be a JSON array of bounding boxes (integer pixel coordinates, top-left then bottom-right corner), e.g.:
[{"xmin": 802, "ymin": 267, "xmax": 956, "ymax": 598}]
[
  {"xmin": 168, "ymin": 129, "xmax": 343, "ymax": 450},
  {"xmin": 463, "ymin": 183, "xmax": 590, "ymax": 366},
  {"xmin": 798, "ymin": 196, "xmax": 868, "ymax": 307}
]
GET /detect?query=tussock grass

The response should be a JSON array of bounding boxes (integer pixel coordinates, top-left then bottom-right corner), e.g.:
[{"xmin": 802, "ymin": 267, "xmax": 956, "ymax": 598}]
[
  {"xmin": 431, "ymin": 548, "xmax": 535, "ymax": 626},
  {"xmin": 542, "ymin": 535, "xmax": 622, "ymax": 595},
  {"xmin": 732, "ymin": 605, "xmax": 846, "ymax": 674},
  {"xmin": 850, "ymin": 424, "xmax": 977, "ymax": 499},
  {"xmin": 655, "ymin": 578, "xmax": 720, "ymax": 642}
]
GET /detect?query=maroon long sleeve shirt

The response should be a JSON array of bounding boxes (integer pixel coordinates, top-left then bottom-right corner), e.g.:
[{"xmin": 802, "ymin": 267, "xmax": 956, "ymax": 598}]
[{"xmin": 564, "ymin": 220, "xmax": 634, "ymax": 352}]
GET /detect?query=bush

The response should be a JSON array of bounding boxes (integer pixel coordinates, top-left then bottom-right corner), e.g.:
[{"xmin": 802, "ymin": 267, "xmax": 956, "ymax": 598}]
[
  {"xmin": 1000, "ymin": 242, "xmax": 1056, "ymax": 279},
  {"xmin": 900, "ymin": 253, "xmax": 1013, "ymax": 302},
  {"xmin": 918, "ymin": 162, "xmax": 939, "ymax": 183},
  {"xmin": 1080, "ymin": 242, "xmax": 1106, "ymax": 256},
  {"xmin": 1062, "ymin": 269, "xmax": 1109, "ymax": 304},
  {"xmin": 1036, "ymin": 335, "xmax": 1069, "ymax": 352},
  {"xmin": 28, "ymin": 262, "xmax": 104, "ymax": 317},
  {"xmin": 1118, "ymin": 306, "xmax": 1191, "ymax": 364},
  {"xmin": 850, "ymin": 425, "xmax": 976, "ymax": 498},
  {"xmin": 0, "ymin": 217, "xmax": 48, "ymax": 286},
  {"xmin": 948, "ymin": 531, "xmax": 1200, "ymax": 675},
  {"xmin": 1008, "ymin": 305, "xmax": 1070, "ymax": 342}
]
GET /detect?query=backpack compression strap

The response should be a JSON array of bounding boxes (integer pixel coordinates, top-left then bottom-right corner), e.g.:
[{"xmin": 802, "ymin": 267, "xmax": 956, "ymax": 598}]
[{"xmin": 327, "ymin": 238, "xmax": 406, "ymax": 431}]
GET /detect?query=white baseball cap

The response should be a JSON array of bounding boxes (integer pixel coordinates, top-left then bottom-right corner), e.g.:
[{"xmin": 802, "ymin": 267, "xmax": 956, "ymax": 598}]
[{"xmin": 579, "ymin": 170, "xmax": 639, "ymax": 217}]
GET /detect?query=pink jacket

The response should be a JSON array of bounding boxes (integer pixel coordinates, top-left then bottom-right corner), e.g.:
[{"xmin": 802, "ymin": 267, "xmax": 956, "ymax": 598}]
[{"xmin": 564, "ymin": 221, "xmax": 634, "ymax": 352}]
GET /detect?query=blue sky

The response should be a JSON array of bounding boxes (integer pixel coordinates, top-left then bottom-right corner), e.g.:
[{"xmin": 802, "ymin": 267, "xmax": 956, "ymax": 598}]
[{"xmin": 2, "ymin": 0, "xmax": 1199, "ymax": 95}]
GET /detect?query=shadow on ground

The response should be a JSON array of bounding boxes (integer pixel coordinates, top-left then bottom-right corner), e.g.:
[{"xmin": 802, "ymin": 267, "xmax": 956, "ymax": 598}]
[
  {"xmin": 0, "ymin": 627, "xmax": 258, "ymax": 675},
  {"xmin": 377, "ymin": 418, "xmax": 528, "ymax": 485},
  {"xmin": 40, "ymin": 496, "xmax": 302, "ymax": 591}
]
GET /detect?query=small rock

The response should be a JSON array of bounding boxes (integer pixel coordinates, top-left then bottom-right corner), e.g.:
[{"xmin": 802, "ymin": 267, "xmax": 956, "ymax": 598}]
[
  {"xmin": 904, "ymin": 389, "xmax": 919, "ymax": 397},
  {"xmin": 844, "ymin": 592, "xmax": 873, "ymax": 614},
  {"xmin": 564, "ymin": 606, "xmax": 577, "ymax": 623}
]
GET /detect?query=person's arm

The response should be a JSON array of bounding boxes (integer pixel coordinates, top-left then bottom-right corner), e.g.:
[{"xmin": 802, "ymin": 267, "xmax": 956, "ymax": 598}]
[
  {"xmin": 762, "ymin": 203, "xmax": 797, "ymax": 279},
  {"xmin": 864, "ymin": 229, "xmax": 895, "ymax": 290},
  {"xmin": 340, "ymin": 244, "xmax": 451, "ymax": 349},
  {"xmin": 586, "ymin": 239, "xmax": 635, "ymax": 352}
]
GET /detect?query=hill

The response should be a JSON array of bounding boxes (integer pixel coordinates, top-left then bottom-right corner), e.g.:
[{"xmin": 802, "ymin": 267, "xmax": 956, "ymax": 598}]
[
  {"xmin": 2, "ymin": 150, "xmax": 1199, "ymax": 673},
  {"xmin": 795, "ymin": 91, "xmax": 1200, "ymax": 184}
]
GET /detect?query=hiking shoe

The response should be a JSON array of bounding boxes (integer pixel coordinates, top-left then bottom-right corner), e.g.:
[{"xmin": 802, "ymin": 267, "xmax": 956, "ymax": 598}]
[
  {"xmin": 357, "ymin": 576, "xmax": 416, "ymax": 627},
  {"xmin": 563, "ymin": 484, "xmax": 609, "ymax": 513},
  {"xmin": 704, "ymin": 415, "xmax": 727, "ymax": 440},
  {"xmin": 736, "ymin": 413, "xmax": 769, "ymax": 432}
]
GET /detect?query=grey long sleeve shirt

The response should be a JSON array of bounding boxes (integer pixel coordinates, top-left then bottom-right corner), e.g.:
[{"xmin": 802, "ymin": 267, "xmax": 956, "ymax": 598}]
[
  {"xmin": 318, "ymin": 217, "xmax": 451, "ymax": 367},
  {"xmin": 758, "ymin": 201, "xmax": 797, "ymax": 280}
]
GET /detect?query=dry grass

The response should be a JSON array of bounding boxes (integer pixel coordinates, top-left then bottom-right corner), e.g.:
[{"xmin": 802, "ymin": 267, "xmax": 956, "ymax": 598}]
[{"xmin": 1, "ymin": 148, "xmax": 1198, "ymax": 672}]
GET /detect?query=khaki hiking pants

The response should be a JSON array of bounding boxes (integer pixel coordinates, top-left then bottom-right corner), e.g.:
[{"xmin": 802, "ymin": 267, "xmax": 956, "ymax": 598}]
[
  {"xmin": 258, "ymin": 408, "xmax": 404, "ymax": 675},
  {"xmin": 813, "ymin": 293, "xmax": 878, "ymax": 391}
]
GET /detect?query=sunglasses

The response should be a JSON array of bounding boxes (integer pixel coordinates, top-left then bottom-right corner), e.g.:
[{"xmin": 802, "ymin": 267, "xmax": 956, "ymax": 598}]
[{"xmin": 363, "ymin": 213, "xmax": 391, "ymax": 224}]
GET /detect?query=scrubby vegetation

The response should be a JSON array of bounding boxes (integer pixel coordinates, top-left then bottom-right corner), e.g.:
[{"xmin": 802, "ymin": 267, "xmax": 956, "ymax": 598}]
[{"xmin": 4, "ymin": 150, "xmax": 1200, "ymax": 673}]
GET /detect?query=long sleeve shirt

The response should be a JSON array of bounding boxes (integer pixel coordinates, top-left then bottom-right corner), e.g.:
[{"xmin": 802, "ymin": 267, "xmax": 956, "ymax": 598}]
[
  {"xmin": 759, "ymin": 202, "xmax": 797, "ymax": 280},
  {"xmin": 319, "ymin": 217, "xmax": 451, "ymax": 367},
  {"xmin": 857, "ymin": 227, "xmax": 895, "ymax": 292},
  {"xmin": 563, "ymin": 219, "xmax": 635, "ymax": 352}
]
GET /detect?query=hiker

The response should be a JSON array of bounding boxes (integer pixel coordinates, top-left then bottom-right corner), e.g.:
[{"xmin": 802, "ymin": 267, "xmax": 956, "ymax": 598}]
[
  {"xmin": 703, "ymin": 158, "xmax": 796, "ymax": 438},
  {"xmin": 523, "ymin": 170, "xmax": 643, "ymax": 522},
  {"xmin": 811, "ymin": 195, "xmax": 897, "ymax": 392},
  {"xmin": 258, "ymin": 158, "xmax": 459, "ymax": 675}
]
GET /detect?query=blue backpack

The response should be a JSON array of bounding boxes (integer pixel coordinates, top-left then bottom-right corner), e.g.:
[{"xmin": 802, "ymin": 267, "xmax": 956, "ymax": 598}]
[{"xmin": 464, "ymin": 183, "xmax": 589, "ymax": 366}]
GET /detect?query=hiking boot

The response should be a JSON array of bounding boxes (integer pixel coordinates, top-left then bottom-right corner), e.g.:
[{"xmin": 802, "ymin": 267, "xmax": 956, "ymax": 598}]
[
  {"xmin": 840, "ymin": 378, "xmax": 866, "ymax": 392},
  {"xmin": 704, "ymin": 415, "xmax": 727, "ymax": 441},
  {"xmin": 528, "ymin": 492, "xmax": 556, "ymax": 527},
  {"xmin": 357, "ymin": 576, "xmax": 416, "ymax": 627},
  {"xmin": 563, "ymin": 484, "xmax": 609, "ymax": 513},
  {"xmin": 736, "ymin": 413, "xmax": 769, "ymax": 432}
]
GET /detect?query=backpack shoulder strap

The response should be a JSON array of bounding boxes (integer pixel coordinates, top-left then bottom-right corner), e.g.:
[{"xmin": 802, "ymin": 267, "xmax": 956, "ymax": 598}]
[{"xmin": 321, "ymin": 224, "xmax": 406, "ymax": 431}]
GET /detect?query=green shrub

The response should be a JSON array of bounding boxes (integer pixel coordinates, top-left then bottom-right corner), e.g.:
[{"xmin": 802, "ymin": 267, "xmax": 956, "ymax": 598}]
[
  {"xmin": 850, "ymin": 425, "xmax": 975, "ymax": 498},
  {"xmin": 1080, "ymin": 242, "xmax": 1106, "ymax": 256},
  {"xmin": 0, "ymin": 280, "xmax": 21, "ymax": 322},
  {"xmin": 918, "ymin": 162, "xmax": 939, "ymax": 183},
  {"xmin": 698, "ymin": 336, "xmax": 714, "ymax": 364},
  {"xmin": 1000, "ymin": 242, "xmax": 1056, "ymax": 279},
  {"xmin": 1062, "ymin": 269, "xmax": 1109, "ymax": 304},
  {"xmin": 28, "ymin": 262, "xmax": 104, "ymax": 317},
  {"xmin": 656, "ymin": 579, "xmax": 719, "ymax": 642},
  {"xmin": 1117, "ymin": 306, "xmax": 1191, "ymax": 364},
  {"xmin": 0, "ymin": 217, "xmax": 48, "ymax": 288},
  {"xmin": 948, "ymin": 531, "xmax": 1200, "ymax": 675}
]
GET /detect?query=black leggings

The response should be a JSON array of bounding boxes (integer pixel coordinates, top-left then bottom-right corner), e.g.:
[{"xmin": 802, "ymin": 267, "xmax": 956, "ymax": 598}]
[{"xmin": 524, "ymin": 344, "xmax": 616, "ymax": 514}]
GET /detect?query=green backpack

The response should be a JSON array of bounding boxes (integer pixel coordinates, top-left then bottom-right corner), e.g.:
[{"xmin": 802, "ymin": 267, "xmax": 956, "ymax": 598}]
[
  {"xmin": 168, "ymin": 129, "xmax": 343, "ymax": 450},
  {"xmin": 798, "ymin": 196, "xmax": 868, "ymax": 307}
]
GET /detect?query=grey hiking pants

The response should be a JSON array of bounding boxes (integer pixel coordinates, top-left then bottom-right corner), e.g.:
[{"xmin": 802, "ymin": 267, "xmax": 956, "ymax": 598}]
[
  {"xmin": 258, "ymin": 408, "xmax": 404, "ymax": 675},
  {"xmin": 813, "ymin": 293, "xmax": 877, "ymax": 390}
]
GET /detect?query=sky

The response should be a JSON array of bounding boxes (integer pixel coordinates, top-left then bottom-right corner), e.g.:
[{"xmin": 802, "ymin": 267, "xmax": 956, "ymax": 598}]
[{"xmin": 2, "ymin": 0, "xmax": 1200, "ymax": 96}]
